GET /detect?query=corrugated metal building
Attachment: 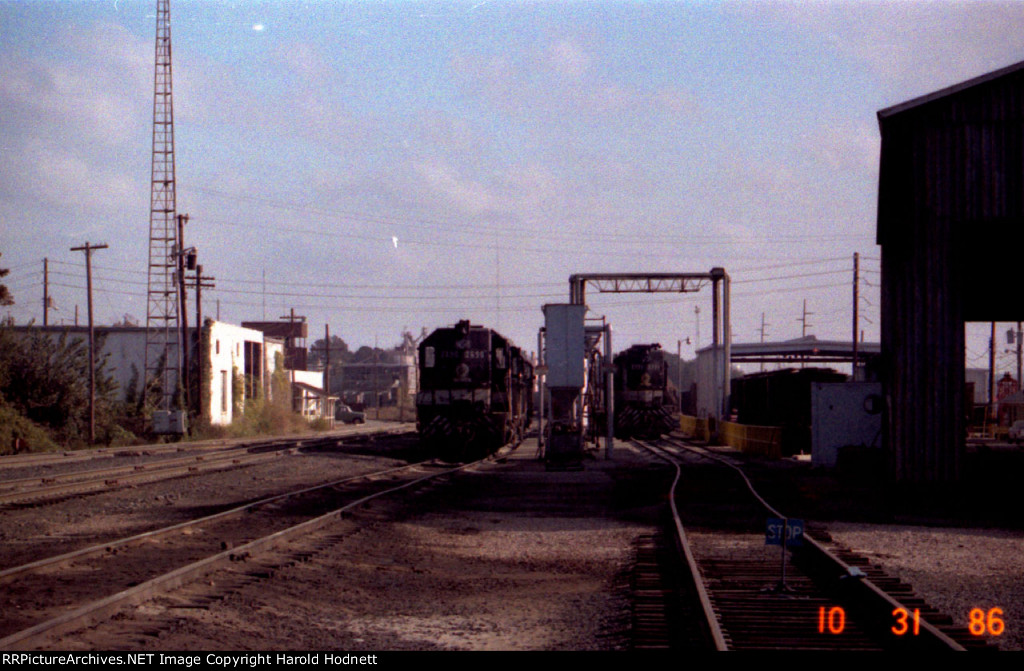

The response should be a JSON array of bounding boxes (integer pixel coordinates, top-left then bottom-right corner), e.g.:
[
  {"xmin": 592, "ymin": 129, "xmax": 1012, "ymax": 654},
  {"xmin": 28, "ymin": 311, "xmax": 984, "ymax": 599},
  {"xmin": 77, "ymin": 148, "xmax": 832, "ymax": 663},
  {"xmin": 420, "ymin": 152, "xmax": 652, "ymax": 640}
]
[{"xmin": 877, "ymin": 61, "xmax": 1024, "ymax": 483}]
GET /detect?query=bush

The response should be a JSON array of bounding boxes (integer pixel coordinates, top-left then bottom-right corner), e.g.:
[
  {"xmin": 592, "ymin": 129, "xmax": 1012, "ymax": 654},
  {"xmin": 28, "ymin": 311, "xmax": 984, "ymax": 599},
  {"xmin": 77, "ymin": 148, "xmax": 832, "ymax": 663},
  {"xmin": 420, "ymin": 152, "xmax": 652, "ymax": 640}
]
[
  {"xmin": 191, "ymin": 391, "xmax": 327, "ymax": 440},
  {"xmin": 0, "ymin": 324, "xmax": 128, "ymax": 449},
  {"xmin": 0, "ymin": 404, "xmax": 59, "ymax": 454}
]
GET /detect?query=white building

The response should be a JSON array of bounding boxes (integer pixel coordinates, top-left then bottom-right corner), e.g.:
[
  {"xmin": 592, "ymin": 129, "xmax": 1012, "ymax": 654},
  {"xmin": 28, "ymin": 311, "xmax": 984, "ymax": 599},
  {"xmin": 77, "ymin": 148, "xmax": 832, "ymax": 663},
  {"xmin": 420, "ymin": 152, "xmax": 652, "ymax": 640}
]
[
  {"xmin": 204, "ymin": 320, "xmax": 285, "ymax": 426},
  {"xmin": 8, "ymin": 320, "xmax": 322, "ymax": 428}
]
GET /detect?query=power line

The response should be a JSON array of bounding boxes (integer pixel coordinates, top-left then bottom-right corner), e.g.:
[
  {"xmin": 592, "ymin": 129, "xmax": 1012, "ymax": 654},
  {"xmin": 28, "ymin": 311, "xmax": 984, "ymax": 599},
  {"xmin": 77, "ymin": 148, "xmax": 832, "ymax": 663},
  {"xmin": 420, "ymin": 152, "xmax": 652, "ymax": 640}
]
[
  {"xmin": 732, "ymin": 268, "xmax": 848, "ymax": 284},
  {"xmin": 192, "ymin": 186, "xmax": 875, "ymax": 246}
]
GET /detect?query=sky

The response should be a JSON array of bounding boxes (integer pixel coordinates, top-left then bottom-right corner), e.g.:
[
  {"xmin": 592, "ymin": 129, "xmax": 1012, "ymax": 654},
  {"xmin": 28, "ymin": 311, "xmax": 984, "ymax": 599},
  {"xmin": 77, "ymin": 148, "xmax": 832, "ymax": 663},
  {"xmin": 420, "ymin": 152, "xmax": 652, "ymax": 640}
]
[{"xmin": 2, "ymin": 0, "xmax": 1024, "ymax": 375}]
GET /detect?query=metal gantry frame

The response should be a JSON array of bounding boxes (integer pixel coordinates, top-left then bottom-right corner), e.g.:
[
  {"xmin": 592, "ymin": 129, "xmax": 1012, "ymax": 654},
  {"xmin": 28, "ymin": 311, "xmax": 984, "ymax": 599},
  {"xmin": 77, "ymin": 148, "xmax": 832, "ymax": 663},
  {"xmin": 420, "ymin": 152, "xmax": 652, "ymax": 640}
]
[{"xmin": 569, "ymin": 269, "xmax": 732, "ymax": 427}]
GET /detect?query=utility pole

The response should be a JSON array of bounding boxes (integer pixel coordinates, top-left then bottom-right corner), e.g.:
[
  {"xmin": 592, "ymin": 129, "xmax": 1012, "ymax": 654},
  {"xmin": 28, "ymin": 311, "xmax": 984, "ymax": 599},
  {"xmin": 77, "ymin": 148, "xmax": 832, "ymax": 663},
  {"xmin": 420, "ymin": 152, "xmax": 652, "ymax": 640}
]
[
  {"xmin": 43, "ymin": 258, "xmax": 49, "ymax": 326},
  {"xmin": 799, "ymin": 299, "xmax": 814, "ymax": 338},
  {"xmin": 71, "ymin": 242, "xmax": 108, "ymax": 444},
  {"xmin": 41, "ymin": 258, "xmax": 57, "ymax": 326},
  {"xmin": 176, "ymin": 213, "xmax": 192, "ymax": 418},
  {"xmin": 374, "ymin": 334, "xmax": 380, "ymax": 420},
  {"xmin": 677, "ymin": 339, "xmax": 683, "ymax": 413},
  {"xmin": 852, "ymin": 252, "xmax": 860, "ymax": 380},
  {"xmin": 279, "ymin": 308, "xmax": 306, "ymax": 414},
  {"xmin": 759, "ymin": 312, "xmax": 770, "ymax": 372},
  {"xmin": 186, "ymin": 263, "xmax": 214, "ymax": 420},
  {"xmin": 325, "ymin": 323, "xmax": 331, "ymax": 421},
  {"xmin": 1017, "ymin": 321, "xmax": 1022, "ymax": 391},
  {"xmin": 989, "ymin": 322, "xmax": 997, "ymax": 426}
]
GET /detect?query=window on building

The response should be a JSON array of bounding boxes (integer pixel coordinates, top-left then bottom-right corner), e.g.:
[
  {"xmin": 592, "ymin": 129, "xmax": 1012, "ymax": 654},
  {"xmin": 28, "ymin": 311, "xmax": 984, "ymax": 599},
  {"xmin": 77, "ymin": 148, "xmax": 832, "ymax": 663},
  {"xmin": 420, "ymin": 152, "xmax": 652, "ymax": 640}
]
[{"xmin": 221, "ymin": 370, "xmax": 229, "ymax": 413}]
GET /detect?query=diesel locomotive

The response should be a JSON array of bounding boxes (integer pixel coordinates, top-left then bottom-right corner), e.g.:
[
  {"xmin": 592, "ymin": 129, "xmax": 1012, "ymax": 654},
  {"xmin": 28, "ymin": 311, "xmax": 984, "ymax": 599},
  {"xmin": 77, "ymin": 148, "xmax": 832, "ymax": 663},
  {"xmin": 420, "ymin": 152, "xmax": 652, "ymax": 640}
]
[
  {"xmin": 416, "ymin": 320, "xmax": 534, "ymax": 461},
  {"xmin": 613, "ymin": 343, "xmax": 676, "ymax": 439}
]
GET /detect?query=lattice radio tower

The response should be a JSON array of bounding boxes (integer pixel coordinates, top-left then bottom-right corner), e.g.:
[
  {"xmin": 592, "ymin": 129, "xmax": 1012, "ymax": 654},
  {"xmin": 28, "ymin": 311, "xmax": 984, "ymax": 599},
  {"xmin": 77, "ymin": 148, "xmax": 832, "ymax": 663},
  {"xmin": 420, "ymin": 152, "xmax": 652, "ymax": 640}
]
[{"xmin": 143, "ymin": 0, "xmax": 183, "ymax": 431}]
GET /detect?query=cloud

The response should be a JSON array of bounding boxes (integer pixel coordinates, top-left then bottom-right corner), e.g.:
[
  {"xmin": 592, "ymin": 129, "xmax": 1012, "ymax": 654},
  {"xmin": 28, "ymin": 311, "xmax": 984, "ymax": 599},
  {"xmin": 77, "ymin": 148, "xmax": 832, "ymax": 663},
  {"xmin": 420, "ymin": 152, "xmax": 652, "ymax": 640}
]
[
  {"xmin": 273, "ymin": 41, "xmax": 333, "ymax": 87},
  {"xmin": 801, "ymin": 119, "xmax": 880, "ymax": 175},
  {"xmin": 0, "ymin": 21, "xmax": 152, "ymax": 218},
  {"xmin": 838, "ymin": 2, "xmax": 1024, "ymax": 97},
  {"xmin": 451, "ymin": 34, "xmax": 700, "ymax": 123},
  {"xmin": 413, "ymin": 158, "xmax": 501, "ymax": 216},
  {"xmin": 545, "ymin": 38, "xmax": 592, "ymax": 80},
  {"xmin": 737, "ymin": 1, "xmax": 1024, "ymax": 101},
  {"xmin": 0, "ymin": 22, "xmax": 150, "ymax": 148}
]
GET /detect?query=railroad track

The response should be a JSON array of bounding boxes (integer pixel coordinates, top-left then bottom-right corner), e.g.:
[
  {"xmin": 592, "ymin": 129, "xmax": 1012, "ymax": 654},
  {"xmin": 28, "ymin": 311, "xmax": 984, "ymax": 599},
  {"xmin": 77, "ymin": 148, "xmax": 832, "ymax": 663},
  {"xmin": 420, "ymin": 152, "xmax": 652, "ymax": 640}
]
[
  {"xmin": 0, "ymin": 425, "xmax": 411, "ymax": 474},
  {"xmin": 0, "ymin": 427, "xmax": 413, "ymax": 508},
  {"xmin": 0, "ymin": 450, "xmax": 478, "ymax": 650},
  {"xmin": 635, "ymin": 436, "xmax": 994, "ymax": 651}
]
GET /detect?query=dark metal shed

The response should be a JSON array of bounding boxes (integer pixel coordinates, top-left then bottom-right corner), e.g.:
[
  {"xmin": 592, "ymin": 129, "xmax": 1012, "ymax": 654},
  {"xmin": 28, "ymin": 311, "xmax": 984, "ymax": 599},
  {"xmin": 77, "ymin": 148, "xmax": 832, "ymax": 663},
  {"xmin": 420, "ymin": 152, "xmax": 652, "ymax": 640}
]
[{"xmin": 877, "ymin": 60, "xmax": 1024, "ymax": 483}]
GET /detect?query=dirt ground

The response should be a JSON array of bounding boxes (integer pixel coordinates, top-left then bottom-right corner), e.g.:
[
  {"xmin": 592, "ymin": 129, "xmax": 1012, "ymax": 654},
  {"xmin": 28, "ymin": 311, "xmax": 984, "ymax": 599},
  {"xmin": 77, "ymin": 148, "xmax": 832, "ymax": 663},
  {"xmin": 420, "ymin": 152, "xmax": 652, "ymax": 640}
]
[
  {"xmin": 8, "ymin": 433, "xmax": 1021, "ymax": 652},
  {"xmin": 47, "ymin": 442, "xmax": 664, "ymax": 651}
]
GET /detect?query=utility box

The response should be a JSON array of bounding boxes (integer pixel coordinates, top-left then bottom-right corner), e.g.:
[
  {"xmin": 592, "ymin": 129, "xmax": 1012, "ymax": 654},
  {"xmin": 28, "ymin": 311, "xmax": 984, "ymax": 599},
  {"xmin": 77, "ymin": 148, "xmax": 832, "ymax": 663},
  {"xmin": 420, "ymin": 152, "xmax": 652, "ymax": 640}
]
[
  {"xmin": 810, "ymin": 382, "xmax": 882, "ymax": 468},
  {"xmin": 152, "ymin": 410, "xmax": 187, "ymax": 435}
]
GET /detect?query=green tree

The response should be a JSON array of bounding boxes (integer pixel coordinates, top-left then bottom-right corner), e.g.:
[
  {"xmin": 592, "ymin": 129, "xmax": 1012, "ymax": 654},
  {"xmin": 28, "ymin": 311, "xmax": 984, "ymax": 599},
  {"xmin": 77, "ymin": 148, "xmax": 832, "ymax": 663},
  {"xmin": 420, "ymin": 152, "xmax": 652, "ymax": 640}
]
[
  {"xmin": 309, "ymin": 334, "xmax": 351, "ymax": 366},
  {"xmin": 0, "ymin": 252, "xmax": 13, "ymax": 307},
  {"xmin": 0, "ymin": 325, "xmax": 120, "ymax": 446}
]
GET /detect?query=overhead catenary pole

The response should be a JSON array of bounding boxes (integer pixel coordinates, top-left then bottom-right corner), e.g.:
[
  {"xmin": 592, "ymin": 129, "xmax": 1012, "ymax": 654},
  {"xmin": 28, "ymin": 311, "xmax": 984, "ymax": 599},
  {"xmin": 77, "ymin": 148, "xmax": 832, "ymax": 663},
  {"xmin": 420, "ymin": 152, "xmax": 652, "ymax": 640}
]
[{"xmin": 71, "ymin": 242, "xmax": 109, "ymax": 444}]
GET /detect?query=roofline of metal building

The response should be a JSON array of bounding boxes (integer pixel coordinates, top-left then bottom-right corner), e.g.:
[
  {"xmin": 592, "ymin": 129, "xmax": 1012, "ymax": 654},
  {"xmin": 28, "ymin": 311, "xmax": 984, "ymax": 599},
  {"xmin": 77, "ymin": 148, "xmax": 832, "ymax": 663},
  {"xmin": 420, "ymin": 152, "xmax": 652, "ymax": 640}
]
[
  {"xmin": 696, "ymin": 336, "xmax": 879, "ymax": 358},
  {"xmin": 877, "ymin": 59, "xmax": 1024, "ymax": 119}
]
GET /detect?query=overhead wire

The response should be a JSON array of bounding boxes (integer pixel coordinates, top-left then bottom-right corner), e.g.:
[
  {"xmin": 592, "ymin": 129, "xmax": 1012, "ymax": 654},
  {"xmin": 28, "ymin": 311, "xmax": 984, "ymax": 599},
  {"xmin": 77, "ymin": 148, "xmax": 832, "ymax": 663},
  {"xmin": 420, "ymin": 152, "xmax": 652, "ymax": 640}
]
[{"xmin": 191, "ymin": 186, "xmax": 875, "ymax": 246}]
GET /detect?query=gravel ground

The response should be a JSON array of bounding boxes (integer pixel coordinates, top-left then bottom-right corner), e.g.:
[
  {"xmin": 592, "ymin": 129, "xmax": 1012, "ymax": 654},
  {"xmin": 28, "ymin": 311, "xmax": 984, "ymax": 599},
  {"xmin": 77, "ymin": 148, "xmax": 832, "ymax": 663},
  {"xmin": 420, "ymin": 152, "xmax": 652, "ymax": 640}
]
[
  {"xmin": 690, "ymin": 441, "xmax": 1024, "ymax": 652},
  {"xmin": 825, "ymin": 522, "xmax": 1024, "ymax": 651},
  {"xmin": 6, "ymin": 432, "xmax": 1022, "ymax": 652},
  {"xmin": 52, "ymin": 442, "xmax": 661, "ymax": 651},
  {"xmin": 135, "ymin": 514, "xmax": 643, "ymax": 651},
  {"xmin": 0, "ymin": 431, "xmax": 421, "ymax": 570}
]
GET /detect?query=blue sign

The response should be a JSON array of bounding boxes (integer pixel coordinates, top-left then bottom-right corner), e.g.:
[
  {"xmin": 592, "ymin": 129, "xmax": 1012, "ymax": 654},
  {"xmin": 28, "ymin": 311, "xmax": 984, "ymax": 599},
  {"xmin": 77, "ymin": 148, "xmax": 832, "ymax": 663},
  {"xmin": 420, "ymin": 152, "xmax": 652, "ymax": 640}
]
[{"xmin": 766, "ymin": 517, "xmax": 804, "ymax": 547}]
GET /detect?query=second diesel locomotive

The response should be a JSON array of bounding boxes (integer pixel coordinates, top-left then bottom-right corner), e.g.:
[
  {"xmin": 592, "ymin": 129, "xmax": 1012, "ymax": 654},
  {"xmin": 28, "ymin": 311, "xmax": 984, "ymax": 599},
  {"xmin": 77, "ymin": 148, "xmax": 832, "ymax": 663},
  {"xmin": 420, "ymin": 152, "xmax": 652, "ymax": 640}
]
[
  {"xmin": 613, "ymin": 343, "xmax": 676, "ymax": 439},
  {"xmin": 416, "ymin": 320, "xmax": 534, "ymax": 461}
]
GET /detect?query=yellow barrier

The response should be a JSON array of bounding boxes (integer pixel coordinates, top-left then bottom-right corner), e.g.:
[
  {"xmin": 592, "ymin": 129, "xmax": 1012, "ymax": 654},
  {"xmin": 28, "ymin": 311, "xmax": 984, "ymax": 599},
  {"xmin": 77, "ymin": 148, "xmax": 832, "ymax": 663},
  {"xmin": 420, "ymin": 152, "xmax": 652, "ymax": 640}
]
[
  {"xmin": 679, "ymin": 415, "xmax": 783, "ymax": 458},
  {"xmin": 720, "ymin": 420, "xmax": 783, "ymax": 458},
  {"xmin": 678, "ymin": 415, "xmax": 710, "ymax": 442}
]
